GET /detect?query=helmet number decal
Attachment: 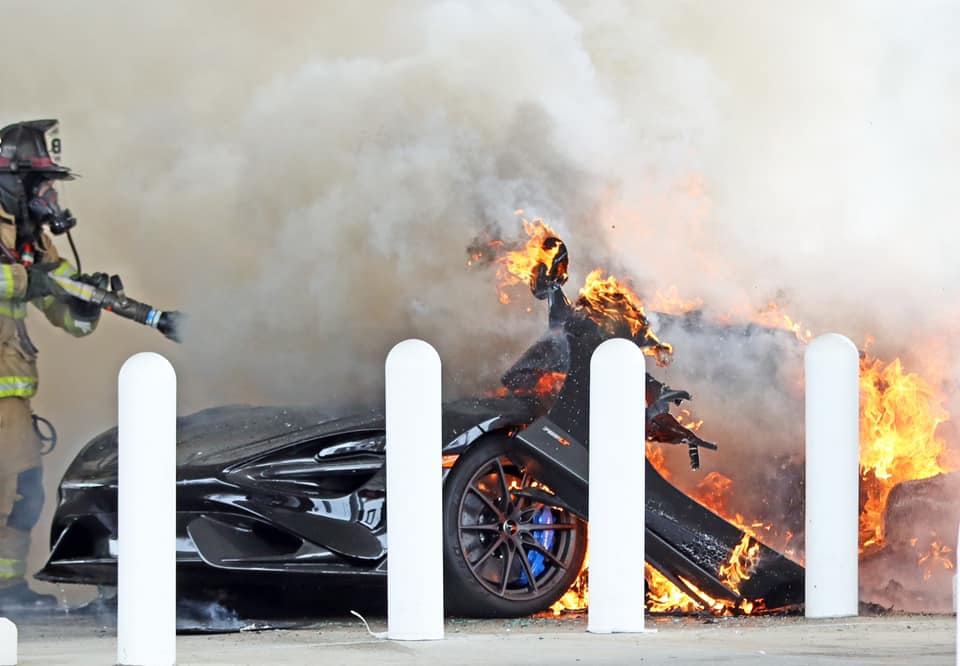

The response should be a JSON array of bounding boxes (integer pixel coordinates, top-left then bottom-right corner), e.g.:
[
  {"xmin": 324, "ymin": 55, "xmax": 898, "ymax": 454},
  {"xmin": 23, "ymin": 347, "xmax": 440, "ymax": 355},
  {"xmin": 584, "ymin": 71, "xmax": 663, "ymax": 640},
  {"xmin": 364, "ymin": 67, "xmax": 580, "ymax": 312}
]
[{"xmin": 45, "ymin": 125, "xmax": 62, "ymax": 165}]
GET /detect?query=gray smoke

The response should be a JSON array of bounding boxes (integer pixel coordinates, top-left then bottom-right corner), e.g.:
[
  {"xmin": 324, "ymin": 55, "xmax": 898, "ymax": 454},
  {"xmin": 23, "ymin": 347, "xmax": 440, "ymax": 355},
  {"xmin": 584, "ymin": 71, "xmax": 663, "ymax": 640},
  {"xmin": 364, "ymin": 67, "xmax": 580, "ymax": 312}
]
[{"xmin": 2, "ymin": 0, "xmax": 956, "ymax": 609}]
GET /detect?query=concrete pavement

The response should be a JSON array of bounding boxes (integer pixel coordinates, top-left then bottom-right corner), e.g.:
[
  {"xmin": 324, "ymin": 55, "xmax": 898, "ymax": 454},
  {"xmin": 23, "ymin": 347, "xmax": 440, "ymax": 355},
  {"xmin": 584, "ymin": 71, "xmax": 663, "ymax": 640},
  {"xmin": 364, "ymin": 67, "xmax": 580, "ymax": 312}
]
[{"xmin": 11, "ymin": 613, "xmax": 955, "ymax": 665}]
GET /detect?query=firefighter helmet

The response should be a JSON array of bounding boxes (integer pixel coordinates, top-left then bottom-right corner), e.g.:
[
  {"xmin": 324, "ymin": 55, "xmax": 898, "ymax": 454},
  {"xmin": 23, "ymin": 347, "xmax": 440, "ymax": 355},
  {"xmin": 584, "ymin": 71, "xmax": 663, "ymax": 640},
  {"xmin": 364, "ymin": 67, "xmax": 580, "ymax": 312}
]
[{"xmin": 0, "ymin": 119, "xmax": 73, "ymax": 180}]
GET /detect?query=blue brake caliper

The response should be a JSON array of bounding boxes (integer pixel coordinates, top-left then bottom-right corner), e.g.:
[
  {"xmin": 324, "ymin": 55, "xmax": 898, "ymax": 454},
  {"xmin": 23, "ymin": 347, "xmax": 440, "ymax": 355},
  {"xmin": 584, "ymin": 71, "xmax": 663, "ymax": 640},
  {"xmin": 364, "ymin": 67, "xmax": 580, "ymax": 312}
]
[{"xmin": 518, "ymin": 506, "xmax": 554, "ymax": 586}]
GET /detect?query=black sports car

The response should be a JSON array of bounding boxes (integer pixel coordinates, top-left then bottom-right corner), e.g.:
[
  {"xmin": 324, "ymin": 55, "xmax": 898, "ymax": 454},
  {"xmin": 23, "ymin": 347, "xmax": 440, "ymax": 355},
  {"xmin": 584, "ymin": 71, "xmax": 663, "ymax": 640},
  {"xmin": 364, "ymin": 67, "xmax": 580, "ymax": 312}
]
[{"xmin": 39, "ymin": 245, "xmax": 804, "ymax": 618}]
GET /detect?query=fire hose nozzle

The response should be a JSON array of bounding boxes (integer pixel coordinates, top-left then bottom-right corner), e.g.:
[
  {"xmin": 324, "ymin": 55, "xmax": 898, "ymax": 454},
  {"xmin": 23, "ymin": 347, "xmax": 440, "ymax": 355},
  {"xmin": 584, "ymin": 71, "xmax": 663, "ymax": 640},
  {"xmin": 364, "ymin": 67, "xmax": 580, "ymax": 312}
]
[
  {"xmin": 154, "ymin": 310, "xmax": 184, "ymax": 343},
  {"xmin": 48, "ymin": 273, "xmax": 185, "ymax": 343},
  {"xmin": 110, "ymin": 274, "xmax": 125, "ymax": 298}
]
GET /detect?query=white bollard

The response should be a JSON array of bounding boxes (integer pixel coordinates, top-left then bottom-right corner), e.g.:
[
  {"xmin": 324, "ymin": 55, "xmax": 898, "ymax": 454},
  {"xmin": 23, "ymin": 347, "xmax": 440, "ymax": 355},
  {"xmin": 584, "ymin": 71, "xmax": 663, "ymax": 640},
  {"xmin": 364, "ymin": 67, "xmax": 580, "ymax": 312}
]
[
  {"xmin": 118, "ymin": 353, "xmax": 177, "ymax": 665},
  {"xmin": 0, "ymin": 618, "xmax": 15, "ymax": 665},
  {"xmin": 385, "ymin": 339, "xmax": 443, "ymax": 640},
  {"xmin": 804, "ymin": 333, "xmax": 859, "ymax": 618},
  {"xmin": 588, "ymin": 338, "xmax": 646, "ymax": 633}
]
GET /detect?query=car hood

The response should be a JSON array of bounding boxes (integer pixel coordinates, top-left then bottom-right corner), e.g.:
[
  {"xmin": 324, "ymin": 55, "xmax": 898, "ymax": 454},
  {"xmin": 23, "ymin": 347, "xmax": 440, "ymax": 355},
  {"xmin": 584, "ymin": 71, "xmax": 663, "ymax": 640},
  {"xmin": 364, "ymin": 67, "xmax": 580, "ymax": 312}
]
[
  {"xmin": 61, "ymin": 395, "xmax": 541, "ymax": 484},
  {"xmin": 62, "ymin": 404, "xmax": 378, "ymax": 482}
]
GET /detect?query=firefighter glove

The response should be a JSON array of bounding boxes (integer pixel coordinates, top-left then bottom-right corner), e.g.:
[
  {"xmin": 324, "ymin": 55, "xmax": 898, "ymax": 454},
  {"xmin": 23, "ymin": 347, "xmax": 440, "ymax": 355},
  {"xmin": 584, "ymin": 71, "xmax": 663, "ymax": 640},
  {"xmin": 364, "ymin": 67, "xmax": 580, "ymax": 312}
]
[
  {"xmin": 76, "ymin": 272, "xmax": 110, "ymax": 291},
  {"xmin": 68, "ymin": 296, "xmax": 101, "ymax": 320},
  {"xmin": 66, "ymin": 273, "xmax": 109, "ymax": 319},
  {"xmin": 24, "ymin": 262, "xmax": 62, "ymax": 300}
]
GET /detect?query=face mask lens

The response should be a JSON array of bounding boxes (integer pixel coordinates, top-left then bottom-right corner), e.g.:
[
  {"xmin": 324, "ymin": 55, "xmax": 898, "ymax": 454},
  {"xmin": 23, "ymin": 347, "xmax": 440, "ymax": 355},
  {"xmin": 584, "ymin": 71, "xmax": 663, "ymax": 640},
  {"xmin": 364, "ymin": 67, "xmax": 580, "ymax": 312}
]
[
  {"xmin": 28, "ymin": 192, "xmax": 56, "ymax": 223},
  {"xmin": 28, "ymin": 184, "xmax": 76, "ymax": 234}
]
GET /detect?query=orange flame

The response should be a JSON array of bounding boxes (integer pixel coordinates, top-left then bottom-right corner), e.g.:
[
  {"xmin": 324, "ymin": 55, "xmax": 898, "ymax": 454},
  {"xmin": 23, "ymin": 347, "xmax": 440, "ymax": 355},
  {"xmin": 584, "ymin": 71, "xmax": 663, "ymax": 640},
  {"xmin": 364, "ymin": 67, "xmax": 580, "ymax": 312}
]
[
  {"xmin": 558, "ymin": 561, "xmax": 730, "ymax": 615},
  {"xmin": 646, "ymin": 442, "xmax": 671, "ymax": 480},
  {"xmin": 478, "ymin": 217, "xmax": 957, "ymax": 613},
  {"xmin": 859, "ymin": 354, "xmax": 952, "ymax": 553},
  {"xmin": 676, "ymin": 408, "xmax": 704, "ymax": 432},
  {"xmin": 915, "ymin": 534, "xmax": 955, "ymax": 582},
  {"xmin": 577, "ymin": 270, "xmax": 673, "ymax": 366},
  {"xmin": 712, "ymin": 301, "xmax": 813, "ymax": 344},
  {"xmin": 530, "ymin": 371, "xmax": 567, "ymax": 398},
  {"xmin": 493, "ymin": 217, "xmax": 564, "ymax": 304},
  {"xmin": 647, "ymin": 286, "xmax": 704, "ymax": 315},
  {"xmin": 693, "ymin": 471, "xmax": 734, "ymax": 519},
  {"xmin": 719, "ymin": 535, "xmax": 761, "ymax": 595},
  {"xmin": 488, "ymin": 371, "xmax": 567, "ymax": 400},
  {"xmin": 645, "ymin": 565, "xmax": 761, "ymax": 615},
  {"xmin": 748, "ymin": 302, "xmax": 813, "ymax": 344},
  {"xmin": 550, "ymin": 547, "xmax": 589, "ymax": 615},
  {"xmin": 646, "ymin": 564, "xmax": 703, "ymax": 613}
]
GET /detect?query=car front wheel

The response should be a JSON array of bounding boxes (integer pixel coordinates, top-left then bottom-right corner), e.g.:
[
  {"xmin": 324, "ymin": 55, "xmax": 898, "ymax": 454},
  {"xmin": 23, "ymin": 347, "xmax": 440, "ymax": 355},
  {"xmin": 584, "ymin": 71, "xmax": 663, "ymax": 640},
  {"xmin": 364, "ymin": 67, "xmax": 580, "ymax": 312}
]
[{"xmin": 442, "ymin": 436, "xmax": 587, "ymax": 616}]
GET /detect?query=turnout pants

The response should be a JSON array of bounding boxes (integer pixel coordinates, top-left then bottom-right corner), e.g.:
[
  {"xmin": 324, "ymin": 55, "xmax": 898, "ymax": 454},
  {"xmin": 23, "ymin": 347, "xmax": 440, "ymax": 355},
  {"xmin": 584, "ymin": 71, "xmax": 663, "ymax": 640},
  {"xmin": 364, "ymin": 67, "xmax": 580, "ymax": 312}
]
[{"xmin": 0, "ymin": 397, "xmax": 43, "ymax": 588}]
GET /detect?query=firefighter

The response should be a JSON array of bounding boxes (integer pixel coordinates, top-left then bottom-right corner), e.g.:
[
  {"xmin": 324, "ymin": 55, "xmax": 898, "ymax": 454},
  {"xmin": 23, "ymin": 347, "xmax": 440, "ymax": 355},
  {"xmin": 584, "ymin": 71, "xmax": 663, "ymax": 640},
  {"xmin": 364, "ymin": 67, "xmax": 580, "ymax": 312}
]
[{"xmin": 0, "ymin": 120, "xmax": 102, "ymax": 608}]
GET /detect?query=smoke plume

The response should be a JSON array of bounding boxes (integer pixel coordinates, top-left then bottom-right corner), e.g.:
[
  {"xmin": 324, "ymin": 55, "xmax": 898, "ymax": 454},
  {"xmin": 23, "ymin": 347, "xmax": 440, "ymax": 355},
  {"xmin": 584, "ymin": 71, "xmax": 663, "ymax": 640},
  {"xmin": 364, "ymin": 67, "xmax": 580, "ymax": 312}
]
[{"xmin": 3, "ymin": 0, "xmax": 957, "ymax": 609}]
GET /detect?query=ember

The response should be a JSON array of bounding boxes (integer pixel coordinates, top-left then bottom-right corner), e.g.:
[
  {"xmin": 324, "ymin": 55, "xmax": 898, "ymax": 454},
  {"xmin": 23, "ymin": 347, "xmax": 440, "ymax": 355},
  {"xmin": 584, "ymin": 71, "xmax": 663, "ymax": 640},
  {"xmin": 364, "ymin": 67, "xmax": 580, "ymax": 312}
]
[
  {"xmin": 487, "ymin": 371, "xmax": 567, "ymax": 400},
  {"xmin": 530, "ymin": 371, "xmax": 567, "ymax": 398}
]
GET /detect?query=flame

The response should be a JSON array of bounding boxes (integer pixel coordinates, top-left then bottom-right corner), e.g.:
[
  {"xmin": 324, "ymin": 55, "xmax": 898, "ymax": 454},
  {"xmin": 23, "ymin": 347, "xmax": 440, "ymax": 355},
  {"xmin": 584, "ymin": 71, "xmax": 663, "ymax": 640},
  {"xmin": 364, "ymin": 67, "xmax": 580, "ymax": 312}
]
[
  {"xmin": 466, "ymin": 239, "xmax": 504, "ymax": 269},
  {"xmin": 859, "ymin": 354, "xmax": 952, "ymax": 553},
  {"xmin": 750, "ymin": 303, "xmax": 813, "ymax": 344},
  {"xmin": 719, "ymin": 534, "xmax": 761, "ymax": 595},
  {"xmin": 551, "ymin": 545, "xmax": 762, "ymax": 616},
  {"xmin": 645, "ymin": 564, "xmax": 761, "ymax": 615},
  {"xmin": 530, "ymin": 371, "xmax": 567, "ymax": 398},
  {"xmin": 561, "ymin": 561, "xmax": 727, "ymax": 615},
  {"xmin": 547, "ymin": 464, "xmax": 769, "ymax": 616},
  {"xmin": 646, "ymin": 442, "xmax": 671, "ymax": 480},
  {"xmin": 647, "ymin": 286, "xmax": 704, "ymax": 315},
  {"xmin": 492, "ymin": 217, "xmax": 564, "ymax": 304},
  {"xmin": 676, "ymin": 408, "xmax": 704, "ymax": 432},
  {"xmin": 915, "ymin": 534, "xmax": 955, "ymax": 582},
  {"xmin": 716, "ymin": 301, "xmax": 813, "ymax": 344},
  {"xmin": 488, "ymin": 371, "xmax": 567, "ymax": 400},
  {"xmin": 550, "ymin": 547, "xmax": 589, "ymax": 615},
  {"xmin": 577, "ymin": 270, "xmax": 673, "ymax": 366},
  {"xmin": 645, "ymin": 564, "xmax": 703, "ymax": 613},
  {"xmin": 550, "ymin": 541, "xmax": 767, "ymax": 616},
  {"xmin": 480, "ymin": 217, "xmax": 674, "ymax": 367},
  {"xmin": 476, "ymin": 216, "xmax": 958, "ymax": 614},
  {"xmin": 693, "ymin": 471, "xmax": 734, "ymax": 519}
]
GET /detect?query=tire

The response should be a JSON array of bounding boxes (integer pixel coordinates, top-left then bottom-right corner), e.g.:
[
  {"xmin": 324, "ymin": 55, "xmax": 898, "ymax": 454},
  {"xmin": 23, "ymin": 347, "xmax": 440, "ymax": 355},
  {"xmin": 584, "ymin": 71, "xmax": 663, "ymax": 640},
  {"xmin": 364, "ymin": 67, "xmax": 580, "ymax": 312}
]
[{"xmin": 443, "ymin": 435, "xmax": 587, "ymax": 616}]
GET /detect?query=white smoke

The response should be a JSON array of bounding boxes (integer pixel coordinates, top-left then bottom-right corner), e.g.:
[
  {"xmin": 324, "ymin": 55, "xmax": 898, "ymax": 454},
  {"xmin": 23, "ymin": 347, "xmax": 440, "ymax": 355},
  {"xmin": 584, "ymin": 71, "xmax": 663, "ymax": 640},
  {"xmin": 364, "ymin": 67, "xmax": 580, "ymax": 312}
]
[{"xmin": 1, "ymin": 0, "xmax": 956, "ymax": 608}]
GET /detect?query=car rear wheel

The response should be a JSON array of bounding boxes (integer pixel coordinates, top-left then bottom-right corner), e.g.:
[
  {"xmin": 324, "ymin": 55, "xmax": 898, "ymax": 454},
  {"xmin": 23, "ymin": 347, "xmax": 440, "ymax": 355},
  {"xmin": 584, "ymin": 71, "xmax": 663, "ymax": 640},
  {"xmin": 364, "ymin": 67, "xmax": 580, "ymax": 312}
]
[{"xmin": 443, "ymin": 436, "xmax": 587, "ymax": 616}]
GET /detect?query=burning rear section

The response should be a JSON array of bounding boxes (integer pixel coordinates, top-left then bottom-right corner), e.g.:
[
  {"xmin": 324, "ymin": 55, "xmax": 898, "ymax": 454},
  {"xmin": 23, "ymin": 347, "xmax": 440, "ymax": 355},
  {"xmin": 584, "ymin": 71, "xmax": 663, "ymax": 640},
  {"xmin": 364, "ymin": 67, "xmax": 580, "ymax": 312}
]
[
  {"xmin": 644, "ymin": 462, "xmax": 802, "ymax": 612},
  {"xmin": 510, "ymin": 426, "xmax": 803, "ymax": 614},
  {"xmin": 504, "ymin": 286, "xmax": 801, "ymax": 611},
  {"xmin": 478, "ymin": 217, "xmax": 804, "ymax": 614}
]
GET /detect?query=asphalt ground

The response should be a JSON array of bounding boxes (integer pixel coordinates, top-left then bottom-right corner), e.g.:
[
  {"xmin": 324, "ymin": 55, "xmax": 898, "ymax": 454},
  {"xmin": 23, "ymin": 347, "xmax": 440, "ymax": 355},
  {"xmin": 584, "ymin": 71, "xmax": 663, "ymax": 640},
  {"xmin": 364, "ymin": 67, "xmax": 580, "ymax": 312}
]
[{"xmin": 9, "ymin": 612, "xmax": 956, "ymax": 665}]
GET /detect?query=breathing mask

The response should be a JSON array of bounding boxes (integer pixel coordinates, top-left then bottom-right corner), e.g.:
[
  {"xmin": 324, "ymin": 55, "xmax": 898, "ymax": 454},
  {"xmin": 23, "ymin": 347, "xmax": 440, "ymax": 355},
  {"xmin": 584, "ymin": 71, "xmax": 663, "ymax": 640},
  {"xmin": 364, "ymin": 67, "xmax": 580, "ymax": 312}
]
[{"xmin": 27, "ymin": 182, "xmax": 77, "ymax": 235}]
